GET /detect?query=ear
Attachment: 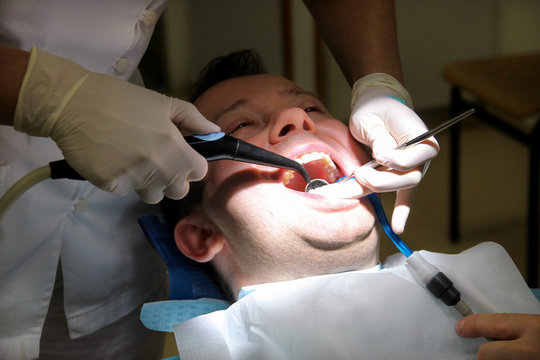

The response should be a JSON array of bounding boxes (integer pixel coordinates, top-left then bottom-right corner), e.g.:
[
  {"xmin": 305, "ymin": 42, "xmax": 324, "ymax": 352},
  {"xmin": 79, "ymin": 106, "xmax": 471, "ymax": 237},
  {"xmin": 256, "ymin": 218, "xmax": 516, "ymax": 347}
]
[{"xmin": 173, "ymin": 213, "xmax": 224, "ymax": 263}]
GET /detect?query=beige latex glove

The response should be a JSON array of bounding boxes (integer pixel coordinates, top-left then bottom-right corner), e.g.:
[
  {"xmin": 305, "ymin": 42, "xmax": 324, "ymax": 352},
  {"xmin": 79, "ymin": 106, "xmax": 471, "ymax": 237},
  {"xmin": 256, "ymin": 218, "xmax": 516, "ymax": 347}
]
[
  {"xmin": 313, "ymin": 73, "xmax": 439, "ymax": 233},
  {"xmin": 14, "ymin": 47, "xmax": 220, "ymax": 203}
]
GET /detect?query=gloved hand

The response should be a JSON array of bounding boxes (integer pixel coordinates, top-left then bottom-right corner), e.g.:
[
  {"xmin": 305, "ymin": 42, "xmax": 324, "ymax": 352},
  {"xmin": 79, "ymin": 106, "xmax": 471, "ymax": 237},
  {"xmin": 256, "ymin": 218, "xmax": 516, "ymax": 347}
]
[
  {"xmin": 312, "ymin": 73, "xmax": 439, "ymax": 233},
  {"xmin": 14, "ymin": 47, "xmax": 220, "ymax": 204}
]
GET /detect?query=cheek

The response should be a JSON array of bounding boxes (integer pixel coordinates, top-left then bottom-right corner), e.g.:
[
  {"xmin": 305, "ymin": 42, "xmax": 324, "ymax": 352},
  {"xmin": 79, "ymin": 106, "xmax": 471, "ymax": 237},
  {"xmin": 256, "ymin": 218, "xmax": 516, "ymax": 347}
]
[
  {"xmin": 206, "ymin": 184, "xmax": 277, "ymax": 246},
  {"xmin": 203, "ymin": 161, "xmax": 240, "ymax": 211},
  {"xmin": 243, "ymin": 131, "xmax": 270, "ymax": 149},
  {"xmin": 204, "ymin": 161, "xmax": 272, "ymax": 217},
  {"xmin": 206, "ymin": 161, "xmax": 251, "ymax": 191},
  {"xmin": 316, "ymin": 121, "xmax": 372, "ymax": 164},
  {"xmin": 315, "ymin": 119, "xmax": 351, "ymax": 145},
  {"xmin": 342, "ymin": 133, "xmax": 372, "ymax": 164},
  {"xmin": 207, "ymin": 162, "xmax": 231, "ymax": 185}
]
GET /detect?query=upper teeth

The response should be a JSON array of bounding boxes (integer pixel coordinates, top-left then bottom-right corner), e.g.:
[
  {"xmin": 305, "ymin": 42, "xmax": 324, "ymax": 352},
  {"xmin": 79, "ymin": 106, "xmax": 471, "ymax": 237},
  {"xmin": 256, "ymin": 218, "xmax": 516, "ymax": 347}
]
[
  {"xmin": 296, "ymin": 151, "xmax": 337, "ymax": 175},
  {"xmin": 281, "ymin": 152, "xmax": 339, "ymax": 186},
  {"xmin": 295, "ymin": 152, "xmax": 333, "ymax": 166},
  {"xmin": 296, "ymin": 152, "xmax": 325, "ymax": 164}
]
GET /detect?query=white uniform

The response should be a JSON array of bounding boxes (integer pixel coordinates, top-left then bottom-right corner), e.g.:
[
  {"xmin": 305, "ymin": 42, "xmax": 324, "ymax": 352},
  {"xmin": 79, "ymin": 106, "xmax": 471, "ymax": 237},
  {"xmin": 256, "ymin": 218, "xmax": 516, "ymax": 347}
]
[{"xmin": 0, "ymin": 1, "xmax": 169, "ymax": 358}]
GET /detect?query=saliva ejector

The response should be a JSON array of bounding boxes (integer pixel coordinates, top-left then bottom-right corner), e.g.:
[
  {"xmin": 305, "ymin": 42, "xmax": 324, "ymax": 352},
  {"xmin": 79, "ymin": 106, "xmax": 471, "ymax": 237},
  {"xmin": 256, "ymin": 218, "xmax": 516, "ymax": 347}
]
[
  {"xmin": 310, "ymin": 109, "xmax": 478, "ymax": 318},
  {"xmin": 309, "ymin": 177, "xmax": 474, "ymax": 317},
  {"xmin": 0, "ymin": 132, "xmax": 311, "ymax": 219},
  {"xmin": 366, "ymin": 192, "xmax": 474, "ymax": 317}
]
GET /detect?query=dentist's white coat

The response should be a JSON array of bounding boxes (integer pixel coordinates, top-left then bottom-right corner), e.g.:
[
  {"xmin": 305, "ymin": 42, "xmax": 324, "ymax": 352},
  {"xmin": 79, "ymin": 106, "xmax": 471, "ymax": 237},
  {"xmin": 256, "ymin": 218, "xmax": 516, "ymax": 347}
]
[{"xmin": 0, "ymin": 1, "xmax": 168, "ymax": 358}]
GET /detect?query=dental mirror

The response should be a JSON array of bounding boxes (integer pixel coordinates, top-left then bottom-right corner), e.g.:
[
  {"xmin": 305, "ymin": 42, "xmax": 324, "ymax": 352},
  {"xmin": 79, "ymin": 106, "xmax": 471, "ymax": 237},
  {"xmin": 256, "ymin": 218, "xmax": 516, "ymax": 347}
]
[{"xmin": 305, "ymin": 178, "xmax": 329, "ymax": 192}]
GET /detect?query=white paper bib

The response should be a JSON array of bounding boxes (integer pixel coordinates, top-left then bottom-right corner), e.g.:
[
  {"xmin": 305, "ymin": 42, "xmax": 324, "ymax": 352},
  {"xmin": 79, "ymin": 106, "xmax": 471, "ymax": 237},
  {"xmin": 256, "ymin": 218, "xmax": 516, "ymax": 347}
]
[{"xmin": 173, "ymin": 242, "xmax": 540, "ymax": 359}]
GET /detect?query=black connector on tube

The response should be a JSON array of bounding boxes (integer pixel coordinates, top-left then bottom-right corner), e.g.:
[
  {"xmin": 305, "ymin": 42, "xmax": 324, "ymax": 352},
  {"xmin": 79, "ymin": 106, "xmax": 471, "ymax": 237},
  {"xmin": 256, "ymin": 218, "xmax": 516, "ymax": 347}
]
[{"xmin": 426, "ymin": 272, "xmax": 461, "ymax": 306}]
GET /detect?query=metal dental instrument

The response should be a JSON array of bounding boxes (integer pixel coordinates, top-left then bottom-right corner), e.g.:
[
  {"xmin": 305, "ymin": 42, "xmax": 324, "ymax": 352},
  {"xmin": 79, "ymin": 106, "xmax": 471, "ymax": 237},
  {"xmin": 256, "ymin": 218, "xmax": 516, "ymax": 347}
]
[
  {"xmin": 305, "ymin": 179, "xmax": 329, "ymax": 192},
  {"xmin": 303, "ymin": 110, "xmax": 476, "ymax": 194},
  {"xmin": 363, "ymin": 108, "xmax": 475, "ymax": 170},
  {"xmin": 49, "ymin": 132, "xmax": 311, "ymax": 183},
  {"xmin": 337, "ymin": 108, "xmax": 475, "ymax": 183}
]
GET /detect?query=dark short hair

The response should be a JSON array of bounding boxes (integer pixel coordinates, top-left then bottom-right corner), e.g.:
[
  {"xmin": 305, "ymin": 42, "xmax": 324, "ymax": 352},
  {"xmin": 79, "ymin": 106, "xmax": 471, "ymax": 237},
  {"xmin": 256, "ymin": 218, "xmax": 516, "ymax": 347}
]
[
  {"xmin": 188, "ymin": 49, "xmax": 268, "ymax": 102},
  {"xmin": 161, "ymin": 50, "xmax": 268, "ymax": 231}
]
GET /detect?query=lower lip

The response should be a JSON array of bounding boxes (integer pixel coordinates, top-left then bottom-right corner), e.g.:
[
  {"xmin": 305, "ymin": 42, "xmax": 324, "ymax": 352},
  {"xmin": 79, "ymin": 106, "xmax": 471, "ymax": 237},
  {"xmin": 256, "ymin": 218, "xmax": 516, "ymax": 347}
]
[{"xmin": 284, "ymin": 186, "xmax": 366, "ymax": 212}]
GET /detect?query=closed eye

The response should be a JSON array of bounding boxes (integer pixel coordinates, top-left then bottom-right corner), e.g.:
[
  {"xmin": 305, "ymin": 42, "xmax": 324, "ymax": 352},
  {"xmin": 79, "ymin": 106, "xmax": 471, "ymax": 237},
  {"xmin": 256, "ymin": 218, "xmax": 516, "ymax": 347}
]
[
  {"xmin": 304, "ymin": 106, "xmax": 322, "ymax": 113},
  {"xmin": 227, "ymin": 119, "xmax": 260, "ymax": 135},
  {"xmin": 229, "ymin": 122, "xmax": 250, "ymax": 134}
]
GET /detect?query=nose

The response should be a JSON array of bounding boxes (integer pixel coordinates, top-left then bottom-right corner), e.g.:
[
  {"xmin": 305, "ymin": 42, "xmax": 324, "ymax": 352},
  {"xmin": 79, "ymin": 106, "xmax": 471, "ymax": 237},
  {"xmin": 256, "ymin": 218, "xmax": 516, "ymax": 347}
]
[{"xmin": 268, "ymin": 107, "xmax": 316, "ymax": 144}]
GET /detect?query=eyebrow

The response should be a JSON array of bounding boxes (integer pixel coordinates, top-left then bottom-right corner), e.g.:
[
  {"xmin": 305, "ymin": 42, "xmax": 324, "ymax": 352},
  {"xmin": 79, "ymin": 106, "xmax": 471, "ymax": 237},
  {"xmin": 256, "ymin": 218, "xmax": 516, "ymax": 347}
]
[
  {"xmin": 214, "ymin": 98, "xmax": 248, "ymax": 123},
  {"xmin": 279, "ymin": 87, "xmax": 320, "ymax": 99}
]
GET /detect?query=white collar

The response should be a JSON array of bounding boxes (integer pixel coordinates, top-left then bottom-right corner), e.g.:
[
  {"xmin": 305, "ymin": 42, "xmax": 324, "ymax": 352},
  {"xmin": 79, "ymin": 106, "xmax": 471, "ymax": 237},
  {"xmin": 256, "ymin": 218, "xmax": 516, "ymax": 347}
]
[{"xmin": 238, "ymin": 262, "xmax": 382, "ymax": 299}]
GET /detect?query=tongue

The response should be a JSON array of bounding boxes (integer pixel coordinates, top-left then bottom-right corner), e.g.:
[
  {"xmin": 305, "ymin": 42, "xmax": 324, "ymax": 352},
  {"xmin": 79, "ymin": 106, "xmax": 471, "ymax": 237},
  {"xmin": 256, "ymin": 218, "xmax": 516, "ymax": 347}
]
[
  {"xmin": 285, "ymin": 159, "xmax": 331, "ymax": 192},
  {"xmin": 303, "ymin": 160, "xmax": 332, "ymax": 181}
]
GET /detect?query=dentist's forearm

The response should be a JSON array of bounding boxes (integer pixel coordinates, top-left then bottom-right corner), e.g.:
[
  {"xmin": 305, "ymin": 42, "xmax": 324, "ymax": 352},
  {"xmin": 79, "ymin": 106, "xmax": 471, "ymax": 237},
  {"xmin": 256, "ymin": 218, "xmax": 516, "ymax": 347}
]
[
  {"xmin": 0, "ymin": 44, "xmax": 29, "ymax": 125},
  {"xmin": 303, "ymin": 0, "xmax": 404, "ymax": 86}
]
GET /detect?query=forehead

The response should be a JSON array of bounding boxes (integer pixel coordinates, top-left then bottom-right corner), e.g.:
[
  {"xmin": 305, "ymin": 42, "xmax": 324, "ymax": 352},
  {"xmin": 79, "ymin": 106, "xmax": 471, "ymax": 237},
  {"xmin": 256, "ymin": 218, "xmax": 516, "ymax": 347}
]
[{"xmin": 193, "ymin": 74, "xmax": 306, "ymax": 119}]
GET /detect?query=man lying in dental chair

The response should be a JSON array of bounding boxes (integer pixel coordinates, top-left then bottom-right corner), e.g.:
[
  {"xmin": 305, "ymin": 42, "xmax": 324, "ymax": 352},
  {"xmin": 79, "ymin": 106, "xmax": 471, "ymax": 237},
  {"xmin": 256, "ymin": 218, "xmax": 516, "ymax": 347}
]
[{"xmin": 142, "ymin": 50, "xmax": 540, "ymax": 360}]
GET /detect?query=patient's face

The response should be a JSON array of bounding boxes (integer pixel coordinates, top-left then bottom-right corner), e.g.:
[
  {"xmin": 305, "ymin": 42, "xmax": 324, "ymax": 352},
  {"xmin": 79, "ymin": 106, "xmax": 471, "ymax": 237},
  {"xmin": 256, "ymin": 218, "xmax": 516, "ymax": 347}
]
[{"xmin": 193, "ymin": 75, "xmax": 379, "ymax": 286}]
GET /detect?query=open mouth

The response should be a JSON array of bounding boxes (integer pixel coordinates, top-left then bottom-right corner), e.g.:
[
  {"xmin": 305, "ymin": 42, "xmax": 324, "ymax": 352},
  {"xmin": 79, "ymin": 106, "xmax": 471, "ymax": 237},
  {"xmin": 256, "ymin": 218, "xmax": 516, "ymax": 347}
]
[{"xmin": 282, "ymin": 152, "xmax": 345, "ymax": 192}]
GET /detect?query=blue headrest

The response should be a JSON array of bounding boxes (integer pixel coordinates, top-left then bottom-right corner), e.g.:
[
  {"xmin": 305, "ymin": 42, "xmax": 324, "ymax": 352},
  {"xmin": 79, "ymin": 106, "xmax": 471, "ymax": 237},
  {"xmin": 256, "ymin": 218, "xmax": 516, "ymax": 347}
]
[{"xmin": 138, "ymin": 215, "xmax": 225, "ymax": 300}]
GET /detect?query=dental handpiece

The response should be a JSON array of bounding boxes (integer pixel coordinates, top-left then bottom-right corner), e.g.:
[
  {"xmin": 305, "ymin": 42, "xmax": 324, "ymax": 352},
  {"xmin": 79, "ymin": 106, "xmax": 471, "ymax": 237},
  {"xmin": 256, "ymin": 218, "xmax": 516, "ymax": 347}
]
[
  {"xmin": 48, "ymin": 132, "xmax": 311, "ymax": 183},
  {"xmin": 183, "ymin": 132, "xmax": 310, "ymax": 182}
]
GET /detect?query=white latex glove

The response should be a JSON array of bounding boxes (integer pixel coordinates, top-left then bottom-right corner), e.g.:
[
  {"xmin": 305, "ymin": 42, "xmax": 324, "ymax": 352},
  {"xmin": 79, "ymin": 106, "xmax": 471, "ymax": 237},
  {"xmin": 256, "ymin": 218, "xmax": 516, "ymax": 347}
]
[
  {"xmin": 312, "ymin": 73, "xmax": 439, "ymax": 233},
  {"xmin": 14, "ymin": 47, "xmax": 220, "ymax": 203}
]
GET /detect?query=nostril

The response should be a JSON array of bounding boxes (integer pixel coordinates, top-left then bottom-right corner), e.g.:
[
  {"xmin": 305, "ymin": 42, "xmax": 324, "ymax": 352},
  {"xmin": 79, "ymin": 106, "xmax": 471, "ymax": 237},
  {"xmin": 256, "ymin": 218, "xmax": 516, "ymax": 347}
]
[{"xmin": 279, "ymin": 124, "xmax": 294, "ymax": 137}]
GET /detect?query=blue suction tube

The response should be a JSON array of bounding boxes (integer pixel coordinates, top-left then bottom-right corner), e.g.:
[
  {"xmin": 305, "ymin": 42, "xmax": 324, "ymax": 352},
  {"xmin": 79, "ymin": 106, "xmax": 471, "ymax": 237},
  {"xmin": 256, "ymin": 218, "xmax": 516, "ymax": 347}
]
[
  {"xmin": 366, "ymin": 193, "xmax": 413, "ymax": 258},
  {"xmin": 366, "ymin": 193, "xmax": 474, "ymax": 317}
]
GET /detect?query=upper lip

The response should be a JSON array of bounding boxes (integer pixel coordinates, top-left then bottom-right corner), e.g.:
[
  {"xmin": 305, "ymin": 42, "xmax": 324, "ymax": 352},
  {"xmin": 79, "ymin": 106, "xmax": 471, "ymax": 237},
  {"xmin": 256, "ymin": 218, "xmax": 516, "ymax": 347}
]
[{"xmin": 283, "ymin": 143, "xmax": 346, "ymax": 173}]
